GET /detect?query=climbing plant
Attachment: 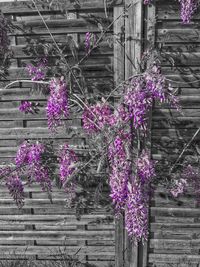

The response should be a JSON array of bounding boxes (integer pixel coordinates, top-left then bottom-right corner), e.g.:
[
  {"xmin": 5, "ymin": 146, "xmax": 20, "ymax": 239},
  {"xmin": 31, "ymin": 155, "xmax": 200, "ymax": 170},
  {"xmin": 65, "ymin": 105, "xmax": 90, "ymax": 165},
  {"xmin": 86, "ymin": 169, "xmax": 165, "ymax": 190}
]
[{"xmin": 0, "ymin": 0, "xmax": 200, "ymax": 245}]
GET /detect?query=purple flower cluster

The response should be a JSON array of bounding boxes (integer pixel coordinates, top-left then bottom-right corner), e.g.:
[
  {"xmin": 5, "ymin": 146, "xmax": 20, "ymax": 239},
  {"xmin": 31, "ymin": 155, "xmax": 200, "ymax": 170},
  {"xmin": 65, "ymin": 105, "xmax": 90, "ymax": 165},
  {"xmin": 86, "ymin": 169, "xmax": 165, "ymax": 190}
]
[
  {"xmin": 6, "ymin": 174, "xmax": 25, "ymax": 208},
  {"xmin": 124, "ymin": 64, "xmax": 180, "ymax": 131},
  {"xmin": 26, "ymin": 58, "xmax": 47, "ymax": 81},
  {"xmin": 181, "ymin": 165, "xmax": 200, "ymax": 203},
  {"xmin": 109, "ymin": 142, "xmax": 155, "ymax": 242},
  {"xmin": 124, "ymin": 78, "xmax": 152, "ymax": 130},
  {"xmin": 15, "ymin": 141, "xmax": 52, "ymax": 193},
  {"xmin": 125, "ymin": 181, "xmax": 149, "ymax": 243},
  {"xmin": 170, "ymin": 178, "xmax": 188, "ymax": 197},
  {"xmin": 19, "ymin": 101, "xmax": 35, "ymax": 114},
  {"xmin": 58, "ymin": 144, "xmax": 78, "ymax": 185},
  {"xmin": 82, "ymin": 103, "xmax": 114, "ymax": 134},
  {"xmin": 46, "ymin": 78, "xmax": 69, "ymax": 131},
  {"xmin": 15, "ymin": 141, "xmax": 45, "ymax": 167},
  {"xmin": 58, "ymin": 144, "xmax": 78, "ymax": 203},
  {"xmin": 143, "ymin": 0, "xmax": 152, "ymax": 4},
  {"xmin": 108, "ymin": 135, "xmax": 131, "ymax": 214},
  {"xmin": 178, "ymin": 0, "xmax": 198, "ymax": 24},
  {"xmin": 85, "ymin": 32, "xmax": 96, "ymax": 53},
  {"xmin": 136, "ymin": 150, "xmax": 156, "ymax": 184}
]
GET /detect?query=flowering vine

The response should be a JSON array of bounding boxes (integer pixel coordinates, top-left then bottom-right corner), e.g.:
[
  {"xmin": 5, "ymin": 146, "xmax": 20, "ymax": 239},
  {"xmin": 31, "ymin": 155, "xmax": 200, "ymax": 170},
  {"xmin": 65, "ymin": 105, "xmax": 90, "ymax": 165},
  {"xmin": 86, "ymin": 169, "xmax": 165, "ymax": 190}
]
[
  {"xmin": 0, "ymin": 0, "xmax": 199, "ymax": 246},
  {"xmin": 46, "ymin": 77, "xmax": 69, "ymax": 131}
]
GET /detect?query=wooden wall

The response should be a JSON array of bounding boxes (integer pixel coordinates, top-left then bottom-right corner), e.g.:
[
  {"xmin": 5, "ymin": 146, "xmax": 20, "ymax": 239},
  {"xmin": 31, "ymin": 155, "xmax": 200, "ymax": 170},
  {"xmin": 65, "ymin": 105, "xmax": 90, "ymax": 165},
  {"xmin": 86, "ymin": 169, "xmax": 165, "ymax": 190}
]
[
  {"xmin": 149, "ymin": 0, "xmax": 200, "ymax": 266},
  {"xmin": 0, "ymin": 0, "xmax": 121, "ymax": 266},
  {"xmin": 1, "ymin": 0, "xmax": 200, "ymax": 266}
]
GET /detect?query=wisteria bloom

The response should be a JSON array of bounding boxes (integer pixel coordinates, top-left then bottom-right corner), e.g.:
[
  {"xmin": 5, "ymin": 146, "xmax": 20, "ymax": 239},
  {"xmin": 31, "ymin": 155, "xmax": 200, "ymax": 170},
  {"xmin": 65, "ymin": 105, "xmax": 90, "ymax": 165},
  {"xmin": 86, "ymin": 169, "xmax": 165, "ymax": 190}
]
[
  {"xmin": 108, "ymin": 135, "xmax": 131, "ymax": 214},
  {"xmin": 58, "ymin": 144, "xmax": 78, "ymax": 185},
  {"xmin": 6, "ymin": 174, "xmax": 25, "ymax": 208},
  {"xmin": 30, "ymin": 164, "xmax": 52, "ymax": 192},
  {"xmin": 143, "ymin": 0, "xmax": 152, "ymax": 4},
  {"xmin": 26, "ymin": 57, "xmax": 47, "ymax": 81},
  {"xmin": 15, "ymin": 141, "xmax": 30, "ymax": 167},
  {"xmin": 58, "ymin": 144, "xmax": 78, "ymax": 203},
  {"xmin": 178, "ymin": 0, "xmax": 198, "ymax": 24},
  {"xmin": 181, "ymin": 165, "xmax": 200, "ymax": 203},
  {"xmin": 46, "ymin": 78, "xmax": 69, "ymax": 131},
  {"xmin": 136, "ymin": 150, "xmax": 156, "ymax": 184},
  {"xmin": 19, "ymin": 101, "xmax": 35, "ymax": 114},
  {"xmin": 15, "ymin": 141, "xmax": 52, "ymax": 192},
  {"xmin": 125, "ymin": 181, "xmax": 149, "ymax": 243},
  {"xmin": 170, "ymin": 178, "xmax": 188, "ymax": 197},
  {"xmin": 124, "ymin": 78, "xmax": 152, "ymax": 130},
  {"xmin": 82, "ymin": 103, "xmax": 113, "ymax": 134},
  {"xmin": 85, "ymin": 32, "xmax": 96, "ymax": 53}
]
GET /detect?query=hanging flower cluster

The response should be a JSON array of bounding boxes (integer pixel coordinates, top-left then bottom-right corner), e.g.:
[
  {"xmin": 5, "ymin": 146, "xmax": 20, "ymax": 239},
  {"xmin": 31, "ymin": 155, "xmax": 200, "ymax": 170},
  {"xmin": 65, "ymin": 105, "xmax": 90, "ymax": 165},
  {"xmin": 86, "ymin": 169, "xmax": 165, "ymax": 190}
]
[
  {"xmin": 108, "ymin": 134, "xmax": 131, "ymax": 215},
  {"xmin": 136, "ymin": 149, "xmax": 156, "ymax": 184},
  {"xmin": 178, "ymin": 0, "xmax": 198, "ymax": 24},
  {"xmin": 6, "ymin": 174, "xmax": 25, "ymax": 208},
  {"xmin": 143, "ymin": 0, "xmax": 152, "ymax": 4},
  {"xmin": 19, "ymin": 101, "xmax": 39, "ymax": 114},
  {"xmin": 58, "ymin": 144, "xmax": 78, "ymax": 205},
  {"xmin": 85, "ymin": 32, "xmax": 96, "ymax": 53},
  {"xmin": 58, "ymin": 144, "xmax": 78, "ymax": 185},
  {"xmin": 170, "ymin": 178, "xmax": 188, "ymax": 197},
  {"xmin": 26, "ymin": 58, "xmax": 47, "ymax": 81},
  {"xmin": 82, "ymin": 103, "xmax": 114, "ymax": 133},
  {"xmin": 171, "ymin": 165, "xmax": 200, "ymax": 203},
  {"xmin": 108, "ymin": 134, "xmax": 155, "ymax": 242},
  {"xmin": 144, "ymin": 0, "xmax": 199, "ymax": 24},
  {"xmin": 15, "ymin": 141, "xmax": 52, "ymax": 193},
  {"xmin": 46, "ymin": 77, "xmax": 69, "ymax": 131},
  {"xmin": 124, "ymin": 64, "xmax": 180, "ymax": 131},
  {"xmin": 125, "ymin": 180, "xmax": 149, "ymax": 243}
]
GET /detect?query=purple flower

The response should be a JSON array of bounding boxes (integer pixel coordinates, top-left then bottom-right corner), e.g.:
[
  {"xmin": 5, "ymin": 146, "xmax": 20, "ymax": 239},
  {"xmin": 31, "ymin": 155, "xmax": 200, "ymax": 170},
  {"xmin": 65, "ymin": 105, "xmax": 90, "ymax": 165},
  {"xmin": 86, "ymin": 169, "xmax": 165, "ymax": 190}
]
[
  {"xmin": 6, "ymin": 174, "xmax": 24, "ymax": 208},
  {"xmin": 15, "ymin": 141, "xmax": 52, "ymax": 193},
  {"xmin": 181, "ymin": 165, "xmax": 200, "ymax": 203},
  {"xmin": 85, "ymin": 32, "xmax": 96, "ymax": 53},
  {"xmin": 144, "ymin": 0, "xmax": 152, "ymax": 4},
  {"xmin": 170, "ymin": 178, "xmax": 188, "ymax": 198},
  {"xmin": 15, "ymin": 141, "xmax": 30, "ymax": 167},
  {"xmin": 58, "ymin": 144, "xmax": 78, "ymax": 185},
  {"xmin": 136, "ymin": 150, "xmax": 156, "ymax": 184},
  {"xmin": 46, "ymin": 78, "xmax": 69, "ymax": 131},
  {"xmin": 108, "ymin": 135, "xmax": 131, "ymax": 214},
  {"xmin": 15, "ymin": 141, "xmax": 45, "ymax": 166},
  {"xmin": 178, "ymin": 0, "xmax": 198, "ymax": 24},
  {"xmin": 124, "ymin": 78, "xmax": 152, "ymax": 130},
  {"xmin": 82, "ymin": 103, "xmax": 113, "ymax": 134},
  {"xmin": 26, "ymin": 65, "xmax": 45, "ymax": 81},
  {"xmin": 27, "ymin": 143, "xmax": 45, "ymax": 163},
  {"xmin": 29, "ymin": 163, "xmax": 52, "ymax": 192},
  {"xmin": 19, "ymin": 101, "xmax": 35, "ymax": 114},
  {"xmin": 125, "ymin": 180, "xmax": 149, "ymax": 243}
]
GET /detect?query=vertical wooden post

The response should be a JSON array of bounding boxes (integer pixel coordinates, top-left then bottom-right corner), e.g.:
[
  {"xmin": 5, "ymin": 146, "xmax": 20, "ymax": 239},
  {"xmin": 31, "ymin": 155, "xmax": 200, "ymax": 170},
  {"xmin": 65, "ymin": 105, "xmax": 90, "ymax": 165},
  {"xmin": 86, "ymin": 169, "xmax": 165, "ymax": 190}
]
[
  {"xmin": 139, "ymin": 3, "xmax": 156, "ymax": 267},
  {"xmin": 114, "ymin": 5, "xmax": 125, "ymax": 267},
  {"xmin": 124, "ymin": 0, "xmax": 143, "ymax": 267}
]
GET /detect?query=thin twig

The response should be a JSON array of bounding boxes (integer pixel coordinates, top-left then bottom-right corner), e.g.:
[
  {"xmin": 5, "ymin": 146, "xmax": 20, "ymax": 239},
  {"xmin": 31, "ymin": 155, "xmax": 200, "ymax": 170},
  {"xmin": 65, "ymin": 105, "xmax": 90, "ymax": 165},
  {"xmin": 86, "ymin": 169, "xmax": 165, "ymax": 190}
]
[
  {"xmin": 31, "ymin": 0, "xmax": 85, "ymax": 96},
  {"xmin": 78, "ymin": 2, "xmax": 133, "ymax": 65},
  {"xmin": 3, "ymin": 80, "xmax": 49, "ymax": 90},
  {"xmin": 170, "ymin": 127, "xmax": 200, "ymax": 174}
]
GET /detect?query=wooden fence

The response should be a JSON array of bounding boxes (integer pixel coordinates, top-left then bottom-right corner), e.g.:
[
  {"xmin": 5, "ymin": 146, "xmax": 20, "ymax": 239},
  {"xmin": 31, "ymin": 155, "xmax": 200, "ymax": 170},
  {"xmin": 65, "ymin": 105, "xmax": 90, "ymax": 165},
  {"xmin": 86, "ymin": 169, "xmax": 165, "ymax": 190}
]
[{"xmin": 1, "ymin": 0, "xmax": 200, "ymax": 266}]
